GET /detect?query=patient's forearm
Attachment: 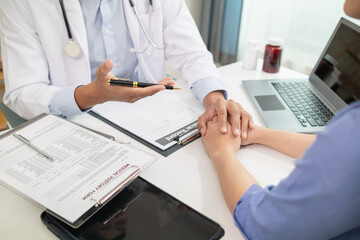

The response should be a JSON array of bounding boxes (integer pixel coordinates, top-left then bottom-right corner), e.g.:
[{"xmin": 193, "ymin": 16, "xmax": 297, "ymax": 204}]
[
  {"xmin": 256, "ymin": 128, "xmax": 316, "ymax": 158},
  {"xmin": 211, "ymin": 151, "xmax": 259, "ymax": 212}
]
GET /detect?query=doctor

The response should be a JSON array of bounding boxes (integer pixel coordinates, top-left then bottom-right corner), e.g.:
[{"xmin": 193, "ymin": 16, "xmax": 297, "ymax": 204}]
[{"xmin": 0, "ymin": 0, "xmax": 253, "ymax": 138}]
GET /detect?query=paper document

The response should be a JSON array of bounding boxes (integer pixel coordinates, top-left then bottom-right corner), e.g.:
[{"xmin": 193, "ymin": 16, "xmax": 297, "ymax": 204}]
[
  {"xmin": 0, "ymin": 115, "xmax": 156, "ymax": 224},
  {"xmin": 92, "ymin": 91, "xmax": 203, "ymax": 150}
]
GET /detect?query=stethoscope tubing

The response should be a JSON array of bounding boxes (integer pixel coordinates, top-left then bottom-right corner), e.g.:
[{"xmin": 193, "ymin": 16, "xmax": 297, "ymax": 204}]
[
  {"xmin": 59, "ymin": 0, "xmax": 73, "ymax": 40},
  {"xmin": 60, "ymin": 0, "xmax": 166, "ymax": 58},
  {"xmin": 129, "ymin": 0, "xmax": 167, "ymax": 52}
]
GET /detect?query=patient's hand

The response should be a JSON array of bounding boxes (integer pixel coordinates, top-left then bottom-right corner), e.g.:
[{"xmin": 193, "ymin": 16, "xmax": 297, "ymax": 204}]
[
  {"xmin": 241, "ymin": 126, "xmax": 263, "ymax": 146},
  {"xmin": 202, "ymin": 116, "xmax": 241, "ymax": 159}
]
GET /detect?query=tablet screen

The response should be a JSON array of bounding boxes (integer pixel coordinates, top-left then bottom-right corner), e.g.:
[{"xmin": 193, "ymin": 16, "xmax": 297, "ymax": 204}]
[{"xmin": 42, "ymin": 177, "xmax": 224, "ymax": 240}]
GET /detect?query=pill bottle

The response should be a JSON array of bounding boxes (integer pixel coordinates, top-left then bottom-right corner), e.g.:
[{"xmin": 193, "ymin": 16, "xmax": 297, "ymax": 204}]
[
  {"xmin": 262, "ymin": 37, "xmax": 283, "ymax": 73},
  {"xmin": 242, "ymin": 40, "xmax": 259, "ymax": 70}
]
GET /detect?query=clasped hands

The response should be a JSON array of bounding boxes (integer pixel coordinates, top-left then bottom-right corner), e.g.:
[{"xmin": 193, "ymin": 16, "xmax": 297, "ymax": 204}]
[{"xmin": 200, "ymin": 104, "xmax": 256, "ymax": 160}]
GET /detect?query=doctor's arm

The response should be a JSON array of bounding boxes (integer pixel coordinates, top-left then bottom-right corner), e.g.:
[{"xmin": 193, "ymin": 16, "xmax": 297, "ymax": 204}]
[
  {"xmin": 161, "ymin": 0, "xmax": 253, "ymax": 139},
  {"xmin": 74, "ymin": 60, "xmax": 174, "ymax": 110},
  {"xmin": 0, "ymin": 1, "xmax": 62, "ymax": 119},
  {"xmin": 0, "ymin": 2, "xmax": 174, "ymax": 119}
]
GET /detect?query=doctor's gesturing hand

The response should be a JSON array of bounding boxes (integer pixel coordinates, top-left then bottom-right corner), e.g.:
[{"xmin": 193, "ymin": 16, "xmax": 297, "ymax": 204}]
[
  {"xmin": 197, "ymin": 91, "xmax": 254, "ymax": 139},
  {"xmin": 74, "ymin": 60, "xmax": 175, "ymax": 110}
]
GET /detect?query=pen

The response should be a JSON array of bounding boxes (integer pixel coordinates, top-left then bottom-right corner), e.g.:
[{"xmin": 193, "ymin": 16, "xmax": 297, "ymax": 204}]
[
  {"xmin": 13, "ymin": 133, "xmax": 54, "ymax": 162},
  {"xmin": 107, "ymin": 78, "xmax": 181, "ymax": 90},
  {"xmin": 74, "ymin": 123, "xmax": 131, "ymax": 144}
]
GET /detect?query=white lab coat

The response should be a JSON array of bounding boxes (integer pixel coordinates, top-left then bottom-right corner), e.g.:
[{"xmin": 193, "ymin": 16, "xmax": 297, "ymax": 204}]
[{"xmin": 0, "ymin": 0, "xmax": 221, "ymax": 119}]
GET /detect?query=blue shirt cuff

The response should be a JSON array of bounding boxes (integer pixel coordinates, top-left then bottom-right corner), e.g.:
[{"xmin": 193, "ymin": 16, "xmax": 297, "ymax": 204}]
[
  {"xmin": 190, "ymin": 77, "xmax": 228, "ymax": 105},
  {"xmin": 49, "ymin": 86, "xmax": 85, "ymax": 117},
  {"xmin": 232, "ymin": 184, "xmax": 265, "ymax": 239}
]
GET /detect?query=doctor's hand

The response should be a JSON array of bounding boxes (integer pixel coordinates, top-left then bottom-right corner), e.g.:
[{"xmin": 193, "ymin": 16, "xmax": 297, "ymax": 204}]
[
  {"xmin": 74, "ymin": 60, "xmax": 175, "ymax": 110},
  {"xmin": 197, "ymin": 91, "xmax": 254, "ymax": 139}
]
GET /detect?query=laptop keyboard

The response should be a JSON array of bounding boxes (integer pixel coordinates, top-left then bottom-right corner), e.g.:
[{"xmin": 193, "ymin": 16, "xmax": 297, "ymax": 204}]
[{"xmin": 272, "ymin": 81, "xmax": 334, "ymax": 127}]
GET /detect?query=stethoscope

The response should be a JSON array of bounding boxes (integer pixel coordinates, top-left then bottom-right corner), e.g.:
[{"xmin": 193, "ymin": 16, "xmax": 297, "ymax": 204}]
[
  {"xmin": 59, "ymin": 0, "xmax": 167, "ymax": 59},
  {"xmin": 128, "ymin": 0, "xmax": 168, "ymax": 53},
  {"xmin": 59, "ymin": 0, "xmax": 82, "ymax": 58}
]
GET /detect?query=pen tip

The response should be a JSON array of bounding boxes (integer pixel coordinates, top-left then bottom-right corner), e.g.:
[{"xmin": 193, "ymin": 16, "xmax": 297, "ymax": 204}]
[{"xmin": 173, "ymin": 87, "xmax": 181, "ymax": 90}]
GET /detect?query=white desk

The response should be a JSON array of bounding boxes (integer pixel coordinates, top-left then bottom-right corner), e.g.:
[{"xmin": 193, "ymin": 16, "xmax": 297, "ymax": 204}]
[{"xmin": 0, "ymin": 61, "xmax": 307, "ymax": 240}]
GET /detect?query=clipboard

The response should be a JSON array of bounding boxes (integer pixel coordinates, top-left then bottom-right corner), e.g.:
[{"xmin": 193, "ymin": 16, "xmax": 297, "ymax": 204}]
[
  {"xmin": 41, "ymin": 176, "xmax": 225, "ymax": 239},
  {"xmin": 0, "ymin": 113, "xmax": 157, "ymax": 228},
  {"xmin": 89, "ymin": 110, "xmax": 201, "ymax": 157},
  {"xmin": 45, "ymin": 164, "xmax": 142, "ymax": 228}
]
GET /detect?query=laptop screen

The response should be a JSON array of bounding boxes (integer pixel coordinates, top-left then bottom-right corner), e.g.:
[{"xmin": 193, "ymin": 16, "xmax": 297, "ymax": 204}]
[{"xmin": 313, "ymin": 19, "xmax": 360, "ymax": 104}]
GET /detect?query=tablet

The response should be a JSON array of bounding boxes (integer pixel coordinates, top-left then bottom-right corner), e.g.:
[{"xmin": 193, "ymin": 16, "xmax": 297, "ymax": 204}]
[{"xmin": 41, "ymin": 177, "xmax": 224, "ymax": 240}]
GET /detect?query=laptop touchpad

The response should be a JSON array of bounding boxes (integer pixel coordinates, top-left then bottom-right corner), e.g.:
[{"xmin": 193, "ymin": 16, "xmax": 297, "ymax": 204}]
[{"xmin": 255, "ymin": 95, "xmax": 285, "ymax": 111}]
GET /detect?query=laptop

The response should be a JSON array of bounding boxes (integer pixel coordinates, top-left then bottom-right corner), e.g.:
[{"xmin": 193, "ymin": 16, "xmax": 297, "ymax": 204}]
[{"xmin": 242, "ymin": 18, "xmax": 360, "ymax": 133}]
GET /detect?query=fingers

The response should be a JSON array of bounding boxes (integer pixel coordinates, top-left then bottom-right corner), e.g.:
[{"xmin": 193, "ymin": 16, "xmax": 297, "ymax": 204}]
[
  {"xmin": 249, "ymin": 116, "xmax": 255, "ymax": 130},
  {"xmin": 197, "ymin": 115, "xmax": 207, "ymax": 136},
  {"xmin": 241, "ymin": 112, "xmax": 249, "ymax": 139},
  {"xmin": 158, "ymin": 77, "xmax": 175, "ymax": 86},
  {"xmin": 205, "ymin": 115, "xmax": 218, "ymax": 126},
  {"xmin": 96, "ymin": 59, "xmax": 113, "ymax": 80},
  {"xmin": 249, "ymin": 118, "xmax": 255, "ymax": 129},
  {"xmin": 197, "ymin": 108, "xmax": 216, "ymax": 136},
  {"xmin": 106, "ymin": 71, "xmax": 115, "ymax": 80},
  {"xmin": 120, "ymin": 85, "xmax": 165, "ymax": 103},
  {"xmin": 215, "ymin": 99, "xmax": 228, "ymax": 133},
  {"xmin": 205, "ymin": 116, "xmax": 218, "ymax": 131},
  {"xmin": 135, "ymin": 85, "xmax": 165, "ymax": 98},
  {"xmin": 238, "ymin": 108, "xmax": 253, "ymax": 139},
  {"xmin": 227, "ymin": 100, "xmax": 241, "ymax": 137},
  {"xmin": 226, "ymin": 100, "xmax": 254, "ymax": 138}
]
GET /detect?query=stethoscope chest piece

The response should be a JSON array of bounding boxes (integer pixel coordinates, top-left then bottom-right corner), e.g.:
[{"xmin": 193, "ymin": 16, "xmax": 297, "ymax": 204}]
[
  {"xmin": 64, "ymin": 40, "xmax": 81, "ymax": 58},
  {"xmin": 59, "ymin": 0, "xmax": 81, "ymax": 58}
]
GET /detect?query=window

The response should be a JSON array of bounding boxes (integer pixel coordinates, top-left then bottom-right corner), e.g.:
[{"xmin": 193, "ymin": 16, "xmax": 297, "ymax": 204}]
[{"xmin": 238, "ymin": 0, "xmax": 360, "ymax": 74}]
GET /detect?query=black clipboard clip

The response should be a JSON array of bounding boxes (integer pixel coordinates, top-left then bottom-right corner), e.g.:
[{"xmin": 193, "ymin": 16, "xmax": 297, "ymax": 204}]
[{"xmin": 174, "ymin": 129, "xmax": 201, "ymax": 145}]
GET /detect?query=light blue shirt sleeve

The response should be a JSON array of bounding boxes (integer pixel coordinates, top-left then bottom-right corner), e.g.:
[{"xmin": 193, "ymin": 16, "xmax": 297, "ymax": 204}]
[
  {"xmin": 49, "ymin": 87, "xmax": 83, "ymax": 117},
  {"xmin": 233, "ymin": 101, "xmax": 360, "ymax": 240},
  {"xmin": 190, "ymin": 77, "xmax": 228, "ymax": 105}
]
